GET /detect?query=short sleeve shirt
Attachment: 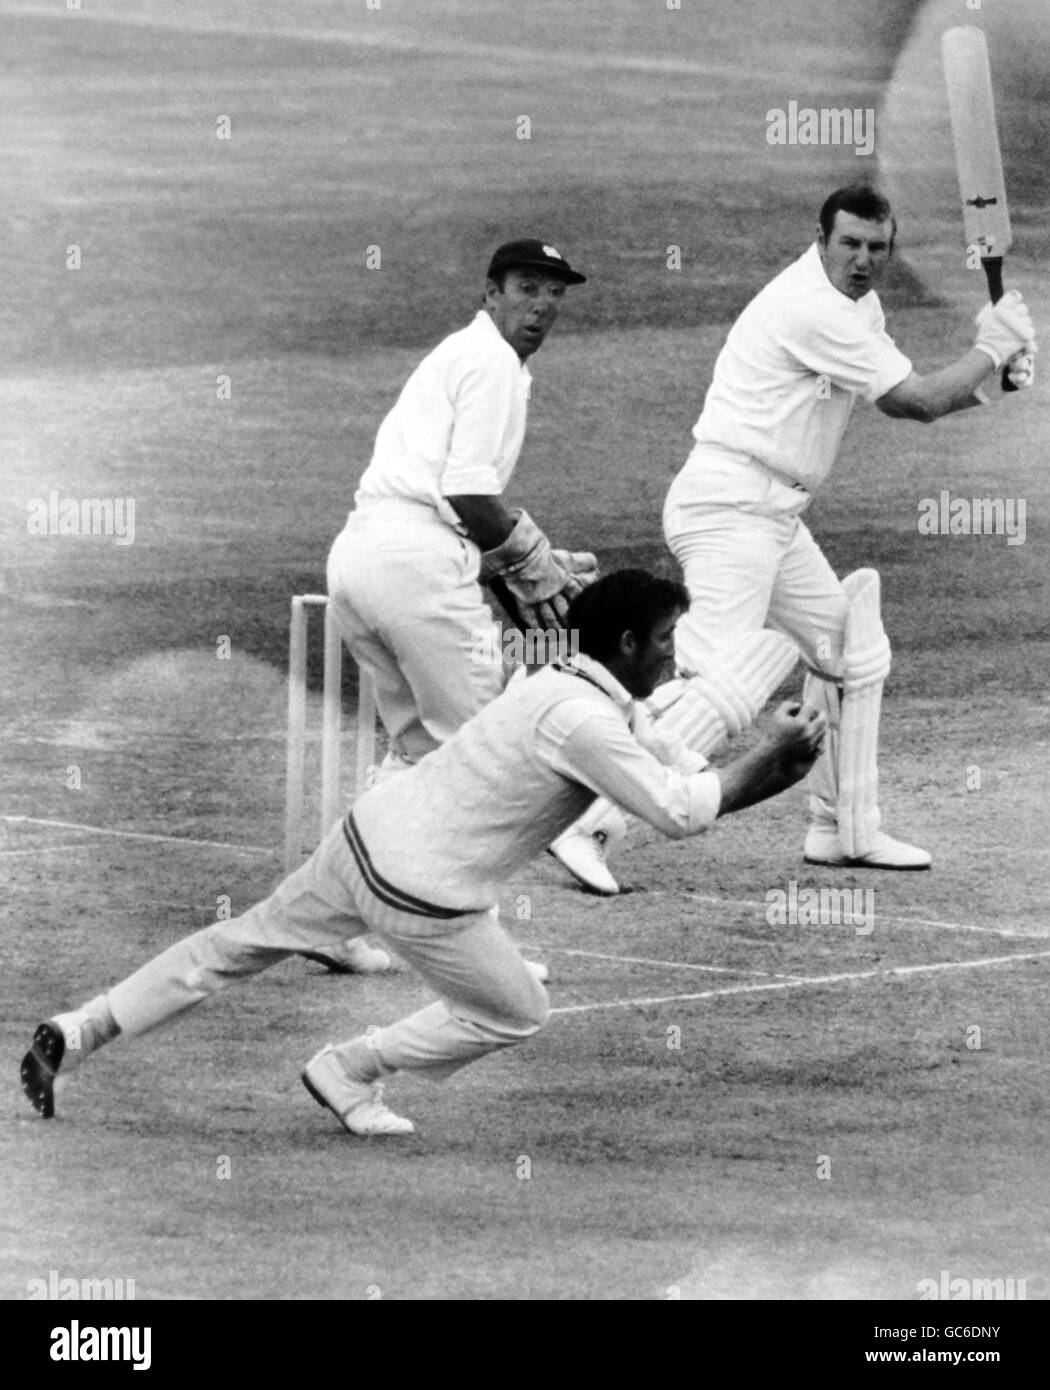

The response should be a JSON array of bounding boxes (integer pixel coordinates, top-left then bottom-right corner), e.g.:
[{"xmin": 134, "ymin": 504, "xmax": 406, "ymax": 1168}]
[
  {"xmin": 355, "ymin": 311, "xmax": 532, "ymax": 531},
  {"xmin": 692, "ymin": 244, "xmax": 912, "ymax": 491}
]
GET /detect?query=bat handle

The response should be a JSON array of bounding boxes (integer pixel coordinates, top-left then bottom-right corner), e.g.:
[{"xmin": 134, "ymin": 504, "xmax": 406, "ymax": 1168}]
[
  {"xmin": 981, "ymin": 257, "xmax": 1019, "ymax": 392},
  {"xmin": 982, "ymin": 256, "xmax": 1004, "ymax": 303}
]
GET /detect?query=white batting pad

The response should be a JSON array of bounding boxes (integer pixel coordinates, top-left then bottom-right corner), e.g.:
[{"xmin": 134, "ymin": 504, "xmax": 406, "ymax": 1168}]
[
  {"xmin": 837, "ymin": 569, "xmax": 891, "ymax": 857},
  {"xmin": 654, "ymin": 628, "xmax": 800, "ymax": 756},
  {"xmin": 803, "ymin": 670, "xmax": 840, "ymax": 820}
]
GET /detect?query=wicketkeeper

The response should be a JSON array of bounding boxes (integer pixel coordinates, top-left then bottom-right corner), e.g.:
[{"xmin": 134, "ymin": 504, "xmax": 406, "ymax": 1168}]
[{"xmin": 323, "ymin": 239, "xmax": 625, "ymax": 938}]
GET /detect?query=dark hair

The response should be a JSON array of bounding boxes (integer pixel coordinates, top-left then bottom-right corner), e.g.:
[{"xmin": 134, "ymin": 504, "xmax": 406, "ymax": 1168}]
[
  {"xmin": 567, "ymin": 569, "xmax": 689, "ymax": 662},
  {"xmin": 819, "ymin": 185, "xmax": 896, "ymax": 245}
]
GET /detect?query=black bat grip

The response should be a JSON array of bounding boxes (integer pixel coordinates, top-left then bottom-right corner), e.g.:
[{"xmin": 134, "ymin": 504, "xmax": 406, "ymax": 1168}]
[
  {"xmin": 982, "ymin": 256, "xmax": 1020, "ymax": 392},
  {"xmin": 982, "ymin": 256, "xmax": 1005, "ymax": 303}
]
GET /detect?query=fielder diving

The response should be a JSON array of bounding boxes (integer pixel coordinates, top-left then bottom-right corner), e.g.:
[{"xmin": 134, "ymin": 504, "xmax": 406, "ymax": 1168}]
[{"xmin": 21, "ymin": 571, "xmax": 826, "ymax": 1135}]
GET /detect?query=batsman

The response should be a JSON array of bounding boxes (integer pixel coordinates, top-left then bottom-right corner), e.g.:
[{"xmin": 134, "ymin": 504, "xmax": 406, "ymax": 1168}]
[{"xmin": 628, "ymin": 184, "xmax": 1036, "ymax": 873}]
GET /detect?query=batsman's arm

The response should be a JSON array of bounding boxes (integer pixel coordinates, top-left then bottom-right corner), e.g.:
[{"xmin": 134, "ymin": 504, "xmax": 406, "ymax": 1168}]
[
  {"xmin": 875, "ymin": 352, "xmax": 997, "ymax": 421},
  {"xmin": 877, "ymin": 289, "xmax": 1036, "ymax": 422}
]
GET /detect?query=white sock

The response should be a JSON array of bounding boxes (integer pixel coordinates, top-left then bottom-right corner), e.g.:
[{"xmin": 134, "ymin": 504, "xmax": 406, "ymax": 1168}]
[{"xmin": 332, "ymin": 1035, "xmax": 385, "ymax": 1085}]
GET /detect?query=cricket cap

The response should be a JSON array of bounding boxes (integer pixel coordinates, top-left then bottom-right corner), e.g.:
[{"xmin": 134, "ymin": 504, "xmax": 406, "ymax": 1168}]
[{"xmin": 486, "ymin": 239, "xmax": 587, "ymax": 284}]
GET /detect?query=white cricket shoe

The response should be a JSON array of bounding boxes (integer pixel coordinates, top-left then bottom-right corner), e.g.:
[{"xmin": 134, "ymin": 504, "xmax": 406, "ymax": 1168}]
[
  {"xmin": 301, "ymin": 1046, "xmax": 414, "ymax": 1135},
  {"xmin": 549, "ymin": 817, "xmax": 626, "ymax": 895},
  {"xmin": 298, "ymin": 938, "xmax": 396, "ymax": 974},
  {"xmin": 803, "ymin": 826, "xmax": 932, "ymax": 871}
]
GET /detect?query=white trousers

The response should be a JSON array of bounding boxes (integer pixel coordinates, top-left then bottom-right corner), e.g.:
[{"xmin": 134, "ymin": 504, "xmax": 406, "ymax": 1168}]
[
  {"xmin": 664, "ymin": 448, "xmax": 848, "ymax": 671},
  {"xmin": 107, "ymin": 817, "xmax": 549, "ymax": 1081},
  {"xmin": 327, "ymin": 501, "xmax": 506, "ymax": 765},
  {"xmin": 664, "ymin": 447, "xmax": 851, "ymax": 819}
]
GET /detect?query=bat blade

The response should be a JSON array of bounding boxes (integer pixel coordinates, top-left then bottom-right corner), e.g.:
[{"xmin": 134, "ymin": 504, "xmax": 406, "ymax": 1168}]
[{"xmin": 942, "ymin": 26, "xmax": 1012, "ymax": 262}]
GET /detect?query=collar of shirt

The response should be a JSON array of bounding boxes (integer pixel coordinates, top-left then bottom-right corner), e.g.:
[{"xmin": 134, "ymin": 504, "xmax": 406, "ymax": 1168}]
[
  {"xmin": 552, "ymin": 652, "xmax": 634, "ymax": 718},
  {"xmin": 802, "ymin": 241, "xmax": 873, "ymax": 305},
  {"xmin": 471, "ymin": 309, "xmax": 533, "ymax": 380},
  {"xmin": 802, "ymin": 242, "xmax": 831, "ymax": 288}
]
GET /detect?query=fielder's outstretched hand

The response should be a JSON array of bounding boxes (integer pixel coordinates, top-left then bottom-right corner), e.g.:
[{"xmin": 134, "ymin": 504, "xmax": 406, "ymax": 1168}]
[{"xmin": 764, "ymin": 700, "xmax": 827, "ymax": 781}]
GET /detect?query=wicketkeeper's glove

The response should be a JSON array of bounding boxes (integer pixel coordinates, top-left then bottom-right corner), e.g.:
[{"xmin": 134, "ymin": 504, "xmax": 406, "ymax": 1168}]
[
  {"xmin": 551, "ymin": 549, "xmax": 600, "ymax": 589},
  {"xmin": 480, "ymin": 510, "xmax": 589, "ymax": 630},
  {"xmin": 974, "ymin": 289, "xmax": 1037, "ymax": 369}
]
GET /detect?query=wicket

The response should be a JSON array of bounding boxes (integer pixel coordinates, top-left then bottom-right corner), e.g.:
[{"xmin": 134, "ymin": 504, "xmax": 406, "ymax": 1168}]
[{"xmin": 284, "ymin": 594, "xmax": 377, "ymax": 871}]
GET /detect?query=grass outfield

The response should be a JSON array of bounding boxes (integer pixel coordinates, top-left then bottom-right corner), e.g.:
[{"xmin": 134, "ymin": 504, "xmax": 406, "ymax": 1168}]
[{"xmin": 2, "ymin": 0, "xmax": 1049, "ymax": 1302}]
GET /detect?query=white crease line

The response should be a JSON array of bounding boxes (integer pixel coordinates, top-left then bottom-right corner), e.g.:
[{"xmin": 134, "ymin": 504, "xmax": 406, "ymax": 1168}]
[
  {"xmin": 0, "ymin": 815, "xmax": 276, "ymax": 857},
  {"xmin": 550, "ymin": 949, "xmax": 1050, "ymax": 1016},
  {"xmin": 544, "ymin": 947, "xmax": 794, "ymax": 979},
  {"xmin": 681, "ymin": 892, "xmax": 1044, "ymax": 940}
]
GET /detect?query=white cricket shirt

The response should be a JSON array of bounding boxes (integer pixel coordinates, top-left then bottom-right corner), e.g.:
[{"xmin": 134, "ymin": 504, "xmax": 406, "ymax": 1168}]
[
  {"xmin": 355, "ymin": 310, "xmax": 531, "ymax": 532},
  {"xmin": 690, "ymin": 243, "xmax": 912, "ymax": 491},
  {"xmin": 349, "ymin": 654, "xmax": 721, "ymax": 920}
]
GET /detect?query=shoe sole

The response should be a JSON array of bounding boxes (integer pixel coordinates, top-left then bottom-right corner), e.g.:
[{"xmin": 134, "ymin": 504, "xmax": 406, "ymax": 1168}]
[
  {"xmin": 297, "ymin": 950, "xmax": 359, "ymax": 974},
  {"xmin": 297, "ymin": 949, "xmax": 393, "ymax": 975},
  {"xmin": 804, "ymin": 855, "xmax": 932, "ymax": 871},
  {"xmin": 546, "ymin": 850, "xmax": 619, "ymax": 895},
  {"xmin": 21, "ymin": 1022, "xmax": 65, "ymax": 1119},
  {"xmin": 301, "ymin": 1065, "xmax": 343, "ymax": 1118},
  {"xmin": 300, "ymin": 1066, "xmax": 413, "ymax": 1136}
]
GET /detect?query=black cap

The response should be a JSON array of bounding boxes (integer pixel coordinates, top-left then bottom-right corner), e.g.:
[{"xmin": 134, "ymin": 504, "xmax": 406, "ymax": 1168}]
[{"xmin": 486, "ymin": 239, "xmax": 587, "ymax": 285}]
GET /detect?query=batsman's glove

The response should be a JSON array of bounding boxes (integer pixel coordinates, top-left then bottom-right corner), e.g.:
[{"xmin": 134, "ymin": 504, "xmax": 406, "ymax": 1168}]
[
  {"xmin": 974, "ymin": 289, "xmax": 1037, "ymax": 369},
  {"xmin": 480, "ymin": 510, "xmax": 586, "ymax": 630},
  {"xmin": 975, "ymin": 349, "xmax": 1036, "ymax": 403}
]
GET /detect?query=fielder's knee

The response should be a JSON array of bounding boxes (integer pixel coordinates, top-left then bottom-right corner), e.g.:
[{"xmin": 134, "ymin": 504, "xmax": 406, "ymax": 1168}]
[
  {"xmin": 467, "ymin": 978, "xmax": 550, "ymax": 1049},
  {"xmin": 503, "ymin": 976, "xmax": 551, "ymax": 1039},
  {"xmin": 191, "ymin": 919, "xmax": 290, "ymax": 988}
]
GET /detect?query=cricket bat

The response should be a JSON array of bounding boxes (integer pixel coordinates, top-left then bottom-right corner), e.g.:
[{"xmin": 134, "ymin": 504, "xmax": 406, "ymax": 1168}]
[{"xmin": 942, "ymin": 25, "xmax": 1012, "ymax": 305}]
